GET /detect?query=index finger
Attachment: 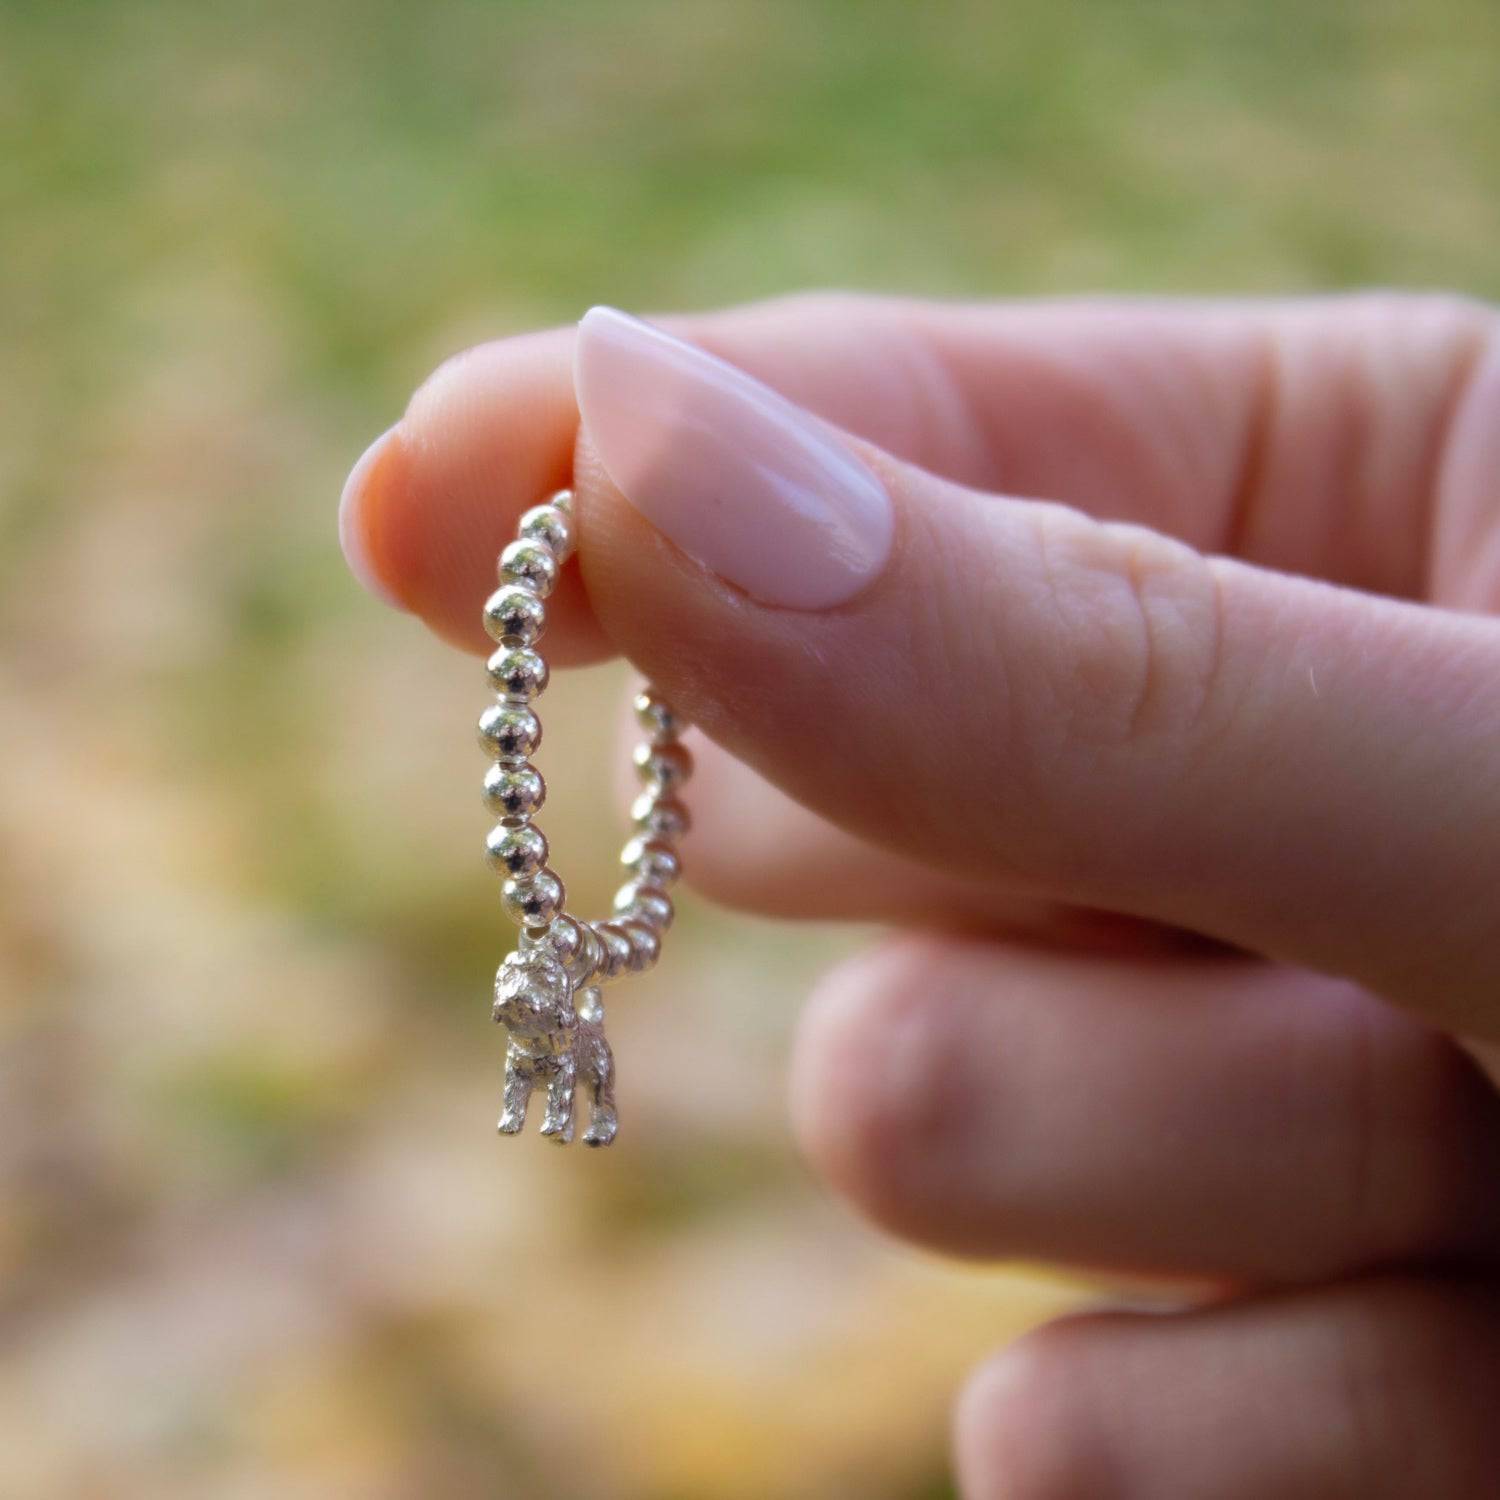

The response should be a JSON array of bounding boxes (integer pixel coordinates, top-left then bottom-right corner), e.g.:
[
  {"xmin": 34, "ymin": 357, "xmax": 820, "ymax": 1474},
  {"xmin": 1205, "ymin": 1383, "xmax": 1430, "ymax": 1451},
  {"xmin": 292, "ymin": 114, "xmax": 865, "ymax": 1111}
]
[{"xmin": 341, "ymin": 292, "xmax": 1495, "ymax": 656}]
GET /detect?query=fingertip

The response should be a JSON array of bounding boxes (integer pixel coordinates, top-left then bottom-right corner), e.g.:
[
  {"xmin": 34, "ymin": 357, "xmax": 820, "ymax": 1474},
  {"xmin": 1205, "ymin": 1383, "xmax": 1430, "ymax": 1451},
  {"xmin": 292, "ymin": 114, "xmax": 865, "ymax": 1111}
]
[
  {"xmin": 790, "ymin": 938, "xmax": 957, "ymax": 1228},
  {"xmin": 338, "ymin": 424, "xmax": 409, "ymax": 611},
  {"xmin": 787, "ymin": 947, "xmax": 875, "ymax": 1174},
  {"xmin": 953, "ymin": 1336, "xmax": 1084, "ymax": 1500},
  {"xmin": 339, "ymin": 327, "xmax": 619, "ymax": 663},
  {"xmin": 951, "ymin": 1346, "xmax": 1026, "ymax": 1499}
]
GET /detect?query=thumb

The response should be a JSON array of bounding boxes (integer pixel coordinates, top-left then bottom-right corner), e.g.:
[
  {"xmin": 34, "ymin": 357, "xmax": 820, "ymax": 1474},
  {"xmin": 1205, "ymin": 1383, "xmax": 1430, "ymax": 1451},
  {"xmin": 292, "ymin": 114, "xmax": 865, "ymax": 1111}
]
[{"xmin": 573, "ymin": 307, "xmax": 1500, "ymax": 1039}]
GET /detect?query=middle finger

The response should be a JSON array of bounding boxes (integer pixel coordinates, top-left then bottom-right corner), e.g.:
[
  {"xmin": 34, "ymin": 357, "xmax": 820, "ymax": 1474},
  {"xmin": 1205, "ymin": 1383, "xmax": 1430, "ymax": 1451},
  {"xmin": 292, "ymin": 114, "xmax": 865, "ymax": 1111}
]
[
  {"xmin": 616, "ymin": 715, "xmax": 1178, "ymax": 950},
  {"xmin": 793, "ymin": 936, "xmax": 1500, "ymax": 1283}
]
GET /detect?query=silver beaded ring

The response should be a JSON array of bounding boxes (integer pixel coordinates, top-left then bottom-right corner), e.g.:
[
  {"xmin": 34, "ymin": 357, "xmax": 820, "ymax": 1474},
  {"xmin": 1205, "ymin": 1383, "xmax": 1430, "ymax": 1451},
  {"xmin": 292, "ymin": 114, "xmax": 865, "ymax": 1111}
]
[{"xmin": 480, "ymin": 488, "xmax": 689, "ymax": 1147}]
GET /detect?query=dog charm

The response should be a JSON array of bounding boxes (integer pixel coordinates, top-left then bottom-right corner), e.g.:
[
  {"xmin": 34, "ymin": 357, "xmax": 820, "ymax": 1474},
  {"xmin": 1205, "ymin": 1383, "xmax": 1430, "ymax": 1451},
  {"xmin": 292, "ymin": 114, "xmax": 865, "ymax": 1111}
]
[{"xmin": 492, "ymin": 947, "xmax": 618, "ymax": 1146}]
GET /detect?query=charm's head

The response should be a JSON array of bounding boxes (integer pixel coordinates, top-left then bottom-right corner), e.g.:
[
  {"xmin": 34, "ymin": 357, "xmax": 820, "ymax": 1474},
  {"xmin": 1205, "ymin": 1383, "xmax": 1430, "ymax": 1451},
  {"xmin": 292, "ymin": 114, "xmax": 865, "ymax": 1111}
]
[{"xmin": 493, "ymin": 948, "xmax": 573, "ymax": 1039}]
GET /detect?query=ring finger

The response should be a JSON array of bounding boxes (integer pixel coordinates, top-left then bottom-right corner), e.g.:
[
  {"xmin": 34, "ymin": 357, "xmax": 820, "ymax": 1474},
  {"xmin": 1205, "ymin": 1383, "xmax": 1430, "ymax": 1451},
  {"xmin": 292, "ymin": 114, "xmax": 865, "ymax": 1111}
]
[{"xmin": 955, "ymin": 1274, "xmax": 1500, "ymax": 1498}]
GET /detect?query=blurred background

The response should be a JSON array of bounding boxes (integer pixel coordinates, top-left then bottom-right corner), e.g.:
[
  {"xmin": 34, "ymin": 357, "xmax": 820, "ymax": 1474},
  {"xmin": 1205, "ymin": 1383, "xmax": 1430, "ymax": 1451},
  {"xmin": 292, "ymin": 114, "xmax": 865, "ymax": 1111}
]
[{"xmin": 2, "ymin": 2, "xmax": 1498, "ymax": 1496}]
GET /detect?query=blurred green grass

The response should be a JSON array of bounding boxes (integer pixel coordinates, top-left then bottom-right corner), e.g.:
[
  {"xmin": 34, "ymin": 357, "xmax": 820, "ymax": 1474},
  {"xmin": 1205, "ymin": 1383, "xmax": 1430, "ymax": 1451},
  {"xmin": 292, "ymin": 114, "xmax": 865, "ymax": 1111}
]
[{"xmin": 2, "ymin": 2, "xmax": 1498, "ymax": 1496}]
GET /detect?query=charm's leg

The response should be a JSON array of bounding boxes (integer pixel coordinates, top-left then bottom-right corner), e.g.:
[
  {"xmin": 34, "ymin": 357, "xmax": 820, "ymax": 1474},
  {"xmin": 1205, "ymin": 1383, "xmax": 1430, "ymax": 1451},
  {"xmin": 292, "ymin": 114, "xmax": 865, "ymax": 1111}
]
[
  {"xmin": 539, "ymin": 1053, "xmax": 577, "ymax": 1144},
  {"xmin": 582, "ymin": 1035, "xmax": 618, "ymax": 1148},
  {"xmin": 498, "ymin": 1050, "xmax": 533, "ymax": 1134}
]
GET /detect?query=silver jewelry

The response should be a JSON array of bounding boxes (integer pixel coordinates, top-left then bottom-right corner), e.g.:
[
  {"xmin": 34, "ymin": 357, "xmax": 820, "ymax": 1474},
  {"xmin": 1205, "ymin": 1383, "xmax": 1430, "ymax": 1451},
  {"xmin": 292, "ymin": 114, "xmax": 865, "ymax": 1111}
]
[{"xmin": 479, "ymin": 488, "xmax": 689, "ymax": 1146}]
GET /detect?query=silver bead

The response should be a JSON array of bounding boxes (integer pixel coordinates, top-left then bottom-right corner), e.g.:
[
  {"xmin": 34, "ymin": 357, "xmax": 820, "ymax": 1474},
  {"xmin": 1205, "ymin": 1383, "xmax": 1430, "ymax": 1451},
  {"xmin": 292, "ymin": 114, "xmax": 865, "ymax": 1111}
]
[
  {"xmin": 520, "ymin": 912, "xmax": 584, "ymax": 968},
  {"xmin": 487, "ymin": 645, "xmax": 549, "ymax": 701},
  {"xmin": 616, "ymin": 918, "xmax": 660, "ymax": 972},
  {"xmin": 550, "ymin": 487, "xmax": 574, "ymax": 516},
  {"xmin": 478, "ymin": 704, "xmax": 541, "ymax": 759},
  {"xmin": 633, "ymin": 686, "xmax": 684, "ymax": 745},
  {"xmin": 498, "ymin": 539, "xmax": 559, "ymax": 598},
  {"xmin": 485, "ymin": 823, "xmax": 548, "ymax": 877},
  {"xmin": 501, "ymin": 868, "xmax": 566, "ymax": 929},
  {"xmin": 630, "ymin": 790, "xmax": 690, "ymax": 841},
  {"xmin": 483, "ymin": 585, "xmax": 546, "ymax": 646},
  {"xmin": 613, "ymin": 881, "xmax": 674, "ymax": 932},
  {"xmin": 568, "ymin": 921, "xmax": 604, "ymax": 986},
  {"xmin": 519, "ymin": 502, "xmax": 575, "ymax": 564},
  {"xmin": 620, "ymin": 835, "xmax": 681, "ymax": 888},
  {"xmin": 483, "ymin": 761, "xmax": 546, "ymax": 821},
  {"xmin": 591, "ymin": 921, "xmax": 633, "ymax": 980},
  {"xmin": 632, "ymin": 740, "xmax": 693, "ymax": 794}
]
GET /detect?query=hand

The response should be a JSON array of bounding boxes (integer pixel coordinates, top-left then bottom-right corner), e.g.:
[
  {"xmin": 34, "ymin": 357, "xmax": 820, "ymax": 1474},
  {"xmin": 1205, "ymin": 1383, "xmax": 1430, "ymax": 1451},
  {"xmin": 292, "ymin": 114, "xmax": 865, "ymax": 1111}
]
[{"xmin": 341, "ymin": 293, "xmax": 1500, "ymax": 1496}]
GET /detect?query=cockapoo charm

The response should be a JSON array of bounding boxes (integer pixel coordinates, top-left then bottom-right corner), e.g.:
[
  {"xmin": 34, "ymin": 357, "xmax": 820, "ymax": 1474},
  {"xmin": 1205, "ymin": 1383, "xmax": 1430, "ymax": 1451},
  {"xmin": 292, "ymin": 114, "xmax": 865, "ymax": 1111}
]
[{"xmin": 493, "ymin": 947, "xmax": 618, "ymax": 1146}]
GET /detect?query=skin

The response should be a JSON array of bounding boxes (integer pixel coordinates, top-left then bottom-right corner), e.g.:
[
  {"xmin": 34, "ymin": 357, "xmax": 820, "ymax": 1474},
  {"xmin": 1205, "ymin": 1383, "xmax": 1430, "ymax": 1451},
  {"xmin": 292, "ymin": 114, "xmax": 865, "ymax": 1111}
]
[{"xmin": 344, "ymin": 292, "xmax": 1500, "ymax": 1497}]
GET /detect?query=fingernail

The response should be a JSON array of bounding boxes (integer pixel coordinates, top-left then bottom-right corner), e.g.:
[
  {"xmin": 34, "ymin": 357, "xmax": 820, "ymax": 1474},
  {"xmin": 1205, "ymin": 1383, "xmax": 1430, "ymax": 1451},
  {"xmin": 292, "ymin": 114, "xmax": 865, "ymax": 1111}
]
[
  {"xmin": 573, "ymin": 306, "xmax": 894, "ymax": 609},
  {"xmin": 338, "ymin": 424, "xmax": 407, "ymax": 610}
]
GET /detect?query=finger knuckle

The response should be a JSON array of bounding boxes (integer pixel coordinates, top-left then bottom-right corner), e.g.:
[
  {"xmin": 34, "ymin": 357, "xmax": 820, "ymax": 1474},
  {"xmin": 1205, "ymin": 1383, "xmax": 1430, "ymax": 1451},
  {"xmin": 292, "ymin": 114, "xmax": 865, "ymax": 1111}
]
[
  {"xmin": 747, "ymin": 287, "xmax": 885, "ymax": 326},
  {"xmin": 1335, "ymin": 288, "xmax": 1496, "ymax": 335},
  {"xmin": 1020, "ymin": 507, "xmax": 1227, "ymax": 760}
]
